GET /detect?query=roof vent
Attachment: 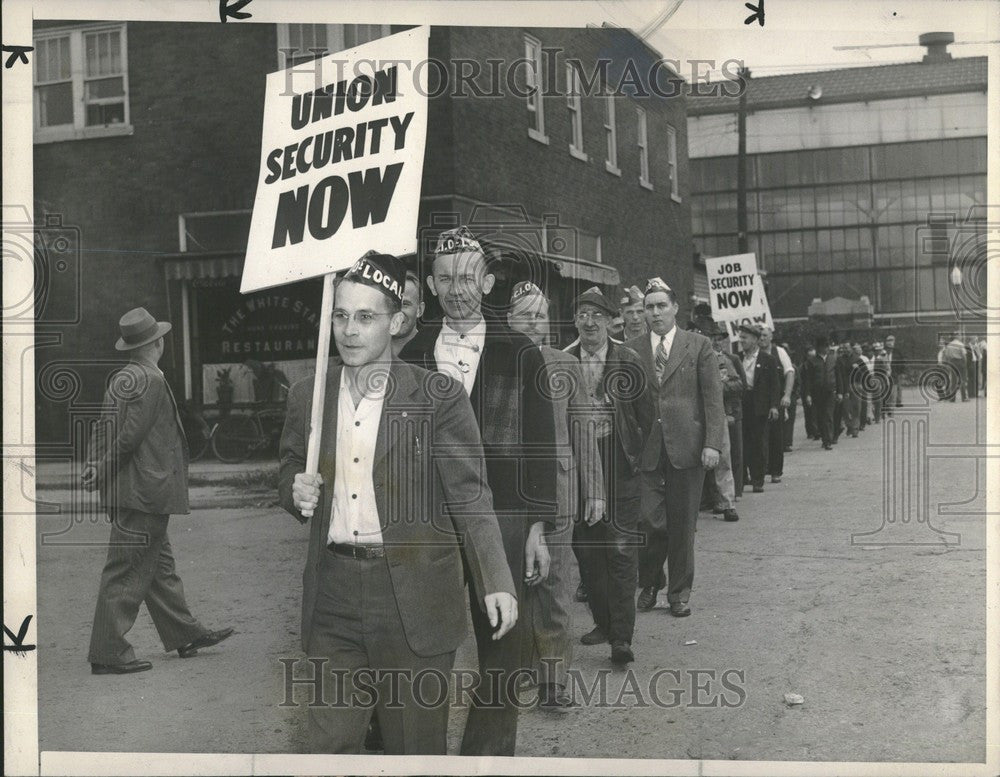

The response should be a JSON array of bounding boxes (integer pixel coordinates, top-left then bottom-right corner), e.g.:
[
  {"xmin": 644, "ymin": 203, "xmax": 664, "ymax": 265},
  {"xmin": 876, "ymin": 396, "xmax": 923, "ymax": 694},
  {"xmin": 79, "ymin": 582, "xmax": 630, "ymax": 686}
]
[{"xmin": 919, "ymin": 31, "xmax": 954, "ymax": 63}]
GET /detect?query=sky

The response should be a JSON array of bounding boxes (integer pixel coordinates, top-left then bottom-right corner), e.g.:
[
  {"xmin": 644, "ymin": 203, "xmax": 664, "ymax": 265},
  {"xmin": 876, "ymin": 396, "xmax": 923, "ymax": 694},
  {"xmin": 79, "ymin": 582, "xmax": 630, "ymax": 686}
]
[{"xmin": 575, "ymin": 0, "xmax": 998, "ymax": 80}]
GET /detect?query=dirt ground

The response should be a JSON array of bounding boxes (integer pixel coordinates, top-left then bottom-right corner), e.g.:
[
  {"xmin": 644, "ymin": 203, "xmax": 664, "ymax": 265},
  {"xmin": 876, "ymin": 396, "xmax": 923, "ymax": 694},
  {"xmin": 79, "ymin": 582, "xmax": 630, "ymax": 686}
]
[{"xmin": 35, "ymin": 393, "xmax": 988, "ymax": 765}]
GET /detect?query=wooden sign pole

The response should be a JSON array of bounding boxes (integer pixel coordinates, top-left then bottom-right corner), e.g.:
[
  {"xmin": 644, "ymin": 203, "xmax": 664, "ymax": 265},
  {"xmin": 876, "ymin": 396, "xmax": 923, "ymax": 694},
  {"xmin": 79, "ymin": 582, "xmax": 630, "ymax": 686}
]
[{"xmin": 301, "ymin": 271, "xmax": 335, "ymax": 518}]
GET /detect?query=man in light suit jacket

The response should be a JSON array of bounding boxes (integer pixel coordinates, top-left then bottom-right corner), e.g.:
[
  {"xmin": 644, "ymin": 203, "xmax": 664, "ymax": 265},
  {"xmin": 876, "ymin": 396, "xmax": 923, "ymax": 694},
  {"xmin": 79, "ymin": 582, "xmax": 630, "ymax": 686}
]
[
  {"xmin": 281, "ymin": 253, "xmax": 515, "ymax": 754},
  {"xmin": 506, "ymin": 281, "xmax": 605, "ymax": 706},
  {"xmin": 630, "ymin": 279, "xmax": 725, "ymax": 618},
  {"xmin": 83, "ymin": 307, "xmax": 233, "ymax": 675},
  {"xmin": 399, "ymin": 226, "xmax": 557, "ymax": 755}
]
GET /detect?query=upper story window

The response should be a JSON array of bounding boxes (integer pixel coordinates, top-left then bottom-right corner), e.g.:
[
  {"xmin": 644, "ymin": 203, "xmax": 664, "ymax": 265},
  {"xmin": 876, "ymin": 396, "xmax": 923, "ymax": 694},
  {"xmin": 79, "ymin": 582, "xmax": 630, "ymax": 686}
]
[
  {"xmin": 604, "ymin": 91, "xmax": 620, "ymax": 175},
  {"xmin": 276, "ymin": 24, "xmax": 392, "ymax": 69},
  {"xmin": 637, "ymin": 107, "xmax": 652, "ymax": 190},
  {"xmin": 667, "ymin": 124, "xmax": 680, "ymax": 201},
  {"xmin": 565, "ymin": 63, "xmax": 587, "ymax": 161},
  {"xmin": 524, "ymin": 34, "xmax": 548, "ymax": 144},
  {"xmin": 34, "ymin": 24, "xmax": 131, "ymax": 143}
]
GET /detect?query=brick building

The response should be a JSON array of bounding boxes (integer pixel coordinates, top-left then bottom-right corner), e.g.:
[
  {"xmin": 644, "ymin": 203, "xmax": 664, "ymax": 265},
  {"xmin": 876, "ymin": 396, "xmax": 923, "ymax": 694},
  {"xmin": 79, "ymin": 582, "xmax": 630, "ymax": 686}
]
[{"xmin": 33, "ymin": 20, "xmax": 691, "ymax": 441}]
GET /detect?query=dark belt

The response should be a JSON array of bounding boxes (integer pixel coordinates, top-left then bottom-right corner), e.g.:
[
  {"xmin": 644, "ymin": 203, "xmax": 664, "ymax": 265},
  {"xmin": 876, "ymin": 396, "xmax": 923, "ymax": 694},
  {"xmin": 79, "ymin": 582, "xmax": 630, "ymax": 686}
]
[{"xmin": 327, "ymin": 542, "xmax": 385, "ymax": 559}]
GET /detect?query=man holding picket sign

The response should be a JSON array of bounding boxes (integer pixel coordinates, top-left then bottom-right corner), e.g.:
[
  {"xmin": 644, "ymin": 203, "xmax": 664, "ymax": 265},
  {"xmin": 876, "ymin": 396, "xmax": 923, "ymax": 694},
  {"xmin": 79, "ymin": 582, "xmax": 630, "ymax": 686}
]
[{"xmin": 278, "ymin": 252, "xmax": 515, "ymax": 754}]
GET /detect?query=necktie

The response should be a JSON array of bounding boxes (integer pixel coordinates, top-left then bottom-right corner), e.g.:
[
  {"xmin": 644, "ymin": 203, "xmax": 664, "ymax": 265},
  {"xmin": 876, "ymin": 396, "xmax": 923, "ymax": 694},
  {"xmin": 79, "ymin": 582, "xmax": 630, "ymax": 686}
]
[{"xmin": 655, "ymin": 335, "xmax": 669, "ymax": 382}]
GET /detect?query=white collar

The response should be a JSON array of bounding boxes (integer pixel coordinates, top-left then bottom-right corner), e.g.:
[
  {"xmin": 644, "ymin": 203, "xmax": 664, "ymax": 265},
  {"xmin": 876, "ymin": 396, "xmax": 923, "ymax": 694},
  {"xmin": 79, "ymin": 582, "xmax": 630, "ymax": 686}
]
[
  {"xmin": 340, "ymin": 365, "xmax": 388, "ymax": 402},
  {"xmin": 650, "ymin": 325, "xmax": 676, "ymax": 352},
  {"xmin": 441, "ymin": 316, "xmax": 487, "ymax": 344},
  {"xmin": 581, "ymin": 338, "xmax": 610, "ymax": 361}
]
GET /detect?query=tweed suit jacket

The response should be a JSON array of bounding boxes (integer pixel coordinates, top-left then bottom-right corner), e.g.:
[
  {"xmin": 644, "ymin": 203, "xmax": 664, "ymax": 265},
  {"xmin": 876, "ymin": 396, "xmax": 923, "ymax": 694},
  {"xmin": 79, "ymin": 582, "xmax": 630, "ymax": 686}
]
[{"xmin": 86, "ymin": 359, "xmax": 189, "ymax": 515}]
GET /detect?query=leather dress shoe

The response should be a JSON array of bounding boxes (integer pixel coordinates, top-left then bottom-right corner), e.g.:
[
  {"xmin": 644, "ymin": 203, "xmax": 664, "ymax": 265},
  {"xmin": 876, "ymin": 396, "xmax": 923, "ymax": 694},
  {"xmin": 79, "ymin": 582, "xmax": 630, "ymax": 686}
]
[
  {"xmin": 538, "ymin": 684, "xmax": 575, "ymax": 713},
  {"xmin": 177, "ymin": 627, "xmax": 235, "ymax": 658},
  {"xmin": 91, "ymin": 659, "xmax": 152, "ymax": 675},
  {"xmin": 771, "ymin": 475, "xmax": 782, "ymax": 483},
  {"xmin": 636, "ymin": 586, "xmax": 658, "ymax": 611},
  {"xmin": 752, "ymin": 484, "xmax": 764, "ymax": 493},
  {"xmin": 610, "ymin": 641, "xmax": 635, "ymax": 664},
  {"xmin": 669, "ymin": 601, "xmax": 691, "ymax": 617},
  {"xmin": 723, "ymin": 509, "xmax": 739, "ymax": 522},
  {"xmin": 574, "ymin": 582, "xmax": 588, "ymax": 603},
  {"xmin": 580, "ymin": 626, "xmax": 608, "ymax": 645}
]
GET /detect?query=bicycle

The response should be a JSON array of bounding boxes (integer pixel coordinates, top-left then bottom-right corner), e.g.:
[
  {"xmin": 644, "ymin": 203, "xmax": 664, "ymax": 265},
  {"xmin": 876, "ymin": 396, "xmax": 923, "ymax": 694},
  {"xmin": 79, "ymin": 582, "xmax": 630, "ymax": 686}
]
[
  {"xmin": 178, "ymin": 400, "xmax": 212, "ymax": 462},
  {"xmin": 210, "ymin": 403, "xmax": 287, "ymax": 464}
]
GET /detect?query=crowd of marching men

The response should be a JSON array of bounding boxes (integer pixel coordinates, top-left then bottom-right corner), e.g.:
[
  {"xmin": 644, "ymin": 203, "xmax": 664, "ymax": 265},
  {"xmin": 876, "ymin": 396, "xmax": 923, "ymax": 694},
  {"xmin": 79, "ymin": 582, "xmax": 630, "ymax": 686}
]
[{"xmin": 81, "ymin": 223, "xmax": 988, "ymax": 757}]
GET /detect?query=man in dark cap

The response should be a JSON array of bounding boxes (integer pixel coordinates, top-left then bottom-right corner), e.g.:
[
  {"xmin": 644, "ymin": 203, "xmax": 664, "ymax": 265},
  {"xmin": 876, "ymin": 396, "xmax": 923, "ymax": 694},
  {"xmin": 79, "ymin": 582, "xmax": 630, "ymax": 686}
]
[
  {"xmin": 506, "ymin": 281, "xmax": 604, "ymax": 708},
  {"xmin": 280, "ymin": 251, "xmax": 515, "ymax": 754},
  {"xmin": 564, "ymin": 286, "xmax": 645, "ymax": 665},
  {"xmin": 802, "ymin": 335, "xmax": 842, "ymax": 450},
  {"xmin": 737, "ymin": 323, "xmax": 780, "ymax": 492},
  {"xmin": 83, "ymin": 307, "xmax": 234, "ymax": 675},
  {"xmin": 692, "ymin": 316, "xmax": 742, "ymax": 522},
  {"xmin": 632, "ymin": 279, "xmax": 725, "ymax": 618},
  {"xmin": 399, "ymin": 227, "xmax": 557, "ymax": 756}
]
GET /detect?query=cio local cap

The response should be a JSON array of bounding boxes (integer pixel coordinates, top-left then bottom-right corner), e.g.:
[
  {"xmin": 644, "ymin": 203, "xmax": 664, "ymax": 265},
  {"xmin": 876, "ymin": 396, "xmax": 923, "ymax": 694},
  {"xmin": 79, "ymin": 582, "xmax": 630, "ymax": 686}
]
[
  {"xmin": 643, "ymin": 277, "xmax": 672, "ymax": 296},
  {"xmin": 620, "ymin": 285, "xmax": 643, "ymax": 306},
  {"xmin": 510, "ymin": 280, "xmax": 545, "ymax": 304},
  {"xmin": 434, "ymin": 225, "xmax": 484, "ymax": 257},
  {"xmin": 738, "ymin": 322, "xmax": 761, "ymax": 337},
  {"xmin": 344, "ymin": 250, "xmax": 406, "ymax": 306}
]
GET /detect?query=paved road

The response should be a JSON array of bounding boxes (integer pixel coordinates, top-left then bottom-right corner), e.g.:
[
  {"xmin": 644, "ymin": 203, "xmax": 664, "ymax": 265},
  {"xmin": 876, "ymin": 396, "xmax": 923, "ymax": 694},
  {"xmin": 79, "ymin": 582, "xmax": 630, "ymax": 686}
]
[{"xmin": 36, "ymin": 392, "xmax": 988, "ymax": 763}]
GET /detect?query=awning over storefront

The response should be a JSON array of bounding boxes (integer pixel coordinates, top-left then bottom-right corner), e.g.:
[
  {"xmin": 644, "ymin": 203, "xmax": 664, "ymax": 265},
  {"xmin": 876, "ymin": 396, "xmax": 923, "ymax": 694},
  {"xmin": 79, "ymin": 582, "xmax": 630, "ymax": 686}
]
[
  {"xmin": 162, "ymin": 251, "xmax": 244, "ymax": 281},
  {"xmin": 546, "ymin": 255, "xmax": 619, "ymax": 287}
]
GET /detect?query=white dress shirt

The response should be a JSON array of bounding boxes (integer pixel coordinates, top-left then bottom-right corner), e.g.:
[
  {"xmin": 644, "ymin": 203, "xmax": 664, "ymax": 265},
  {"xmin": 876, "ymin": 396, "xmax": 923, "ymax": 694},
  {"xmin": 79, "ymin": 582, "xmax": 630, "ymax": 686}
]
[
  {"xmin": 434, "ymin": 317, "xmax": 487, "ymax": 395},
  {"xmin": 328, "ymin": 369, "xmax": 386, "ymax": 546},
  {"xmin": 649, "ymin": 325, "xmax": 677, "ymax": 366},
  {"xmin": 772, "ymin": 345, "xmax": 794, "ymax": 376},
  {"xmin": 742, "ymin": 347, "xmax": 759, "ymax": 389}
]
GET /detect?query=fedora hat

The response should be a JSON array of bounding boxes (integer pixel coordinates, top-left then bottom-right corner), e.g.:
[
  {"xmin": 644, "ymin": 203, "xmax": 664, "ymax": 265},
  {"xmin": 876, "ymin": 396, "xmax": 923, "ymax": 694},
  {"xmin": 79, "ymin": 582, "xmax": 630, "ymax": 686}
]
[{"xmin": 115, "ymin": 307, "xmax": 172, "ymax": 351}]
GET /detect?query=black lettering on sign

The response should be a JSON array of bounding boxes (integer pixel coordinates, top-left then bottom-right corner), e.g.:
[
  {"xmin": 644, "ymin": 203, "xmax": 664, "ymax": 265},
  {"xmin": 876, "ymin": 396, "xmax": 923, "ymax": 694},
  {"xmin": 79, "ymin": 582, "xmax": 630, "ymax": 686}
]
[
  {"xmin": 219, "ymin": 0, "xmax": 253, "ymax": 22},
  {"xmin": 2, "ymin": 44, "xmax": 33, "ymax": 68},
  {"xmin": 270, "ymin": 163, "xmax": 404, "ymax": 248},
  {"xmin": 348, "ymin": 163, "xmax": 404, "ymax": 228},
  {"xmin": 3, "ymin": 615, "xmax": 36, "ymax": 655}
]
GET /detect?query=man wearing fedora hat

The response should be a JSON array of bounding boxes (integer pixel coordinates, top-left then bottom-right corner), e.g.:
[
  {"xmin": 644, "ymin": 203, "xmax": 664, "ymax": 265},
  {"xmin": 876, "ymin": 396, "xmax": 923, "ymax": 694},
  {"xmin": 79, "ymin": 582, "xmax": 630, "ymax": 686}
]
[{"xmin": 82, "ymin": 307, "xmax": 233, "ymax": 675}]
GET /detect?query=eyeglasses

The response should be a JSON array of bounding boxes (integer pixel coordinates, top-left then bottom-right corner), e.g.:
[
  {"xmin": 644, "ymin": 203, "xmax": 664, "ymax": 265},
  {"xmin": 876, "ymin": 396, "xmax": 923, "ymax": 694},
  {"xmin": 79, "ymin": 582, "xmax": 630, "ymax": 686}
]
[
  {"xmin": 332, "ymin": 311, "xmax": 394, "ymax": 327},
  {"xmin": 575, "ymin": 310, "xmax": 608, "ymax": 323}
]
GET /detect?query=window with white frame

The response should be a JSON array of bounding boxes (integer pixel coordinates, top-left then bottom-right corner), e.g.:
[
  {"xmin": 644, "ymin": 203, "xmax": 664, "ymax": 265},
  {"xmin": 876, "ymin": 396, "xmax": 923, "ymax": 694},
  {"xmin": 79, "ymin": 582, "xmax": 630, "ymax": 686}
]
[
  {"xmin": 524, "ymin": 34, "xmax": 547, "ymax": 143},
  {"xmin": 667, "ymin": 124, "xmax": 680, "ymax": 200},
  {"xmin": 604, "ymin": 91, "xmax": 619, "ymax": 175},
  {"xmin": 637, "ymin": 107, "xmax": 652, "ymax": 189},
  {"xmin": 34, "ymin": 24, "xmax": 130, "ymax": 142},
  {"xmin": 566, "ymin": 63, "xmax": 586, "ymax": 161},
  {"xmin": 276, "ymin": 24, "xmax": 391, "ymax": 69}
]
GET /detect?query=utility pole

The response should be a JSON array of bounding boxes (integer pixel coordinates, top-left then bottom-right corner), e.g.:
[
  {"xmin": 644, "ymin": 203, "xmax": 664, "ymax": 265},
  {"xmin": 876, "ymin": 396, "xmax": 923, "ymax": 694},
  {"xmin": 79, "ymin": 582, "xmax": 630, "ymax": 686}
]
[{"xmin": 736, "ymin": 65, "xmax": 750, "ymax": 254}]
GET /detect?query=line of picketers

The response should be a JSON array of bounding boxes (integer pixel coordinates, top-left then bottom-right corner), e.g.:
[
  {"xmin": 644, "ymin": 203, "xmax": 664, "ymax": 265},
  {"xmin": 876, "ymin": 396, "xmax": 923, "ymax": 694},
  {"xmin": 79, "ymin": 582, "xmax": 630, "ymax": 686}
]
[{"xmin": 76, "ymin": 220, "xmax": 986, "ymax": 759}]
